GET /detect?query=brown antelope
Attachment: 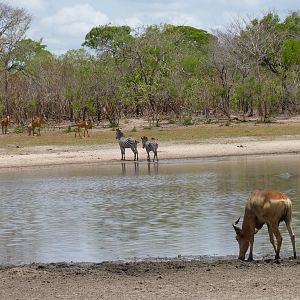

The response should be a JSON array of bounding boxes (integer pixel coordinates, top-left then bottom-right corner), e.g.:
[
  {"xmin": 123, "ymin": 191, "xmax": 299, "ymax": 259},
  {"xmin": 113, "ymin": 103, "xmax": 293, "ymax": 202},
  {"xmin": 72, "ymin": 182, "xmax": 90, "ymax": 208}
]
[
  {"xmin": 233, "ymin": 189, "xmax": 296, "ymax": 261},
  {"xmin": 74, "ymin": 119, "xmax": 93, "ymax": 138},
  {"xmin": 1, "ymin": 115, "xmax": 10, "ymax": 134},
  {"xmin": 28, "ymin": 115, "xmax": 47, "ymax": 136}
]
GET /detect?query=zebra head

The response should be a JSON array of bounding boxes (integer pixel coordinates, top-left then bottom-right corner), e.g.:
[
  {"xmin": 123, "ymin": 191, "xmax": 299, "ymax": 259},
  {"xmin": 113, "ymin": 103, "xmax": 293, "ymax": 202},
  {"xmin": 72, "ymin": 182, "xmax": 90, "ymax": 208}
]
[
  {"xmin": 116, "ymin": 128, "xmax": 124, "ymax": 139},
  {"xmin": 141, "ymin": 136, "xmax": 148, "ymax": 148}
]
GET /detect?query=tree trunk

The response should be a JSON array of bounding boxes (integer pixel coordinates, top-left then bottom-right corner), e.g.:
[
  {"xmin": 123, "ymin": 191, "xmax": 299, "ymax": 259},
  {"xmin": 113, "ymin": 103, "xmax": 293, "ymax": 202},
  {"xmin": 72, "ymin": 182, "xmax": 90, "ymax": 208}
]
[
  {"xmin": 4, "ymin": 71, "xmax": 9, "ymax": 115},
  {"xmin": 281, "ymin": 75, "xmax": 289, "ymax": 114}
]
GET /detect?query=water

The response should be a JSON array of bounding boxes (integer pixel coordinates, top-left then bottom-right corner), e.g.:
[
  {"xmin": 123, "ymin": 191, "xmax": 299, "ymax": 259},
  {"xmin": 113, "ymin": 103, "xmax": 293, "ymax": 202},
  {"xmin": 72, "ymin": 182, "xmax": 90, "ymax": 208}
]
[{"xmin": 0, "ymin": 155, "xmax": 299, "ymax": 264}]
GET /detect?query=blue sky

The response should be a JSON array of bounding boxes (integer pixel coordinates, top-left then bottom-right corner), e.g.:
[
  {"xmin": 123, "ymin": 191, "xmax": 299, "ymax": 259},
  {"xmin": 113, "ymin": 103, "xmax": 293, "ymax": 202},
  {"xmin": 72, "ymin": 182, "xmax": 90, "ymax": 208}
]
[{"xmin": 9, "ymin": 0, "xmax": 300, "ymax": 54}]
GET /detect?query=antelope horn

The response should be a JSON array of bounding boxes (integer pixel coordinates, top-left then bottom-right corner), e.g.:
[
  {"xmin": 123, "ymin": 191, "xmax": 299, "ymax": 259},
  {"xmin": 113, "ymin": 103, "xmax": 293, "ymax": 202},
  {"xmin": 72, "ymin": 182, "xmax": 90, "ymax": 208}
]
[{"xmin": 234, "ymin": 216, "xmax": 241, "ymax": 225}]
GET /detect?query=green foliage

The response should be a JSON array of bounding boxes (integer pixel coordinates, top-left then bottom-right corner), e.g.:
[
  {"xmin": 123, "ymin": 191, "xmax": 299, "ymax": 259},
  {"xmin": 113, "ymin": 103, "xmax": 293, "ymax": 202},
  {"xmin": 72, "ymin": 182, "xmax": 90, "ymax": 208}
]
[
  {"xmin": 164, "ymin": 25, "xmax": 215, "ymax": 47},
  {"xmin": 260, "ymin": 12, "xmax": 280, "ymax": 29},
  {"xmin": 28, "ymin": 98, "xmax": 36, "ymax": 114},
  {"xmin": 263, "ymin": 117, "xmax": 272, "ymax": 123},
  {"xmin": 70, "ymin": 100, "xmax": 81, "ymax": 114},
  {"xmin": 14, "ymin": 126, "xmax": 25, "ymax": 134},
  {"xmin": 281, "ymin": 38, "xmax": 300, "ymax": 67},
  {"xmin": 225, "ymin": 119, "xmax": 232, "ymax": 126},
  {"xmin": 66, "ymin": 126, "xmax": 72, "ymax": 133},
  {"xmin": 168, "ymin": 118, "xmax": 177, "ymax": 124},
  {"xmin": 282, "ymin": 12, "xmax": 300, "ymax": 33},
  {"xmin": 182, "ymin": 115, "xmax": 193, "ymax": 126},
  {"xmin": 82, "ymin": 25, "xmax": 132, "ymax": 52},
  {"xmin": 209, "ymin": 84, "xmax": 226, "ymax": 98},
  {"xmin": 181, "ymin": 55, "xmax": 199, "ymax": 73},
  {"xmin": 11, "ymin": 39, "xmax": 47, "ymax": 70}
]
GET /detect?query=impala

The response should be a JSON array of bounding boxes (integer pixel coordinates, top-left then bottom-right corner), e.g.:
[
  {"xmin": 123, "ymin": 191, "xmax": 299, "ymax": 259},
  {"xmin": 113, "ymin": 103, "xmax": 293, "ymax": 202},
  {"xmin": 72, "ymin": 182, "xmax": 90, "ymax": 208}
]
[
  {"xmin": 74, "ymin": 119, "xmax": 93, "ymax": 138},
  {"xmin": 28, "ymin": 115, "xmax": 47, "ymax": 136},
  {"xmin": 233, "ymin": 189, "xmax": 296, "ymax": 261},
  {"xmin": 1, "ymin": 115, "xmax": 10, "ymax": 134}
]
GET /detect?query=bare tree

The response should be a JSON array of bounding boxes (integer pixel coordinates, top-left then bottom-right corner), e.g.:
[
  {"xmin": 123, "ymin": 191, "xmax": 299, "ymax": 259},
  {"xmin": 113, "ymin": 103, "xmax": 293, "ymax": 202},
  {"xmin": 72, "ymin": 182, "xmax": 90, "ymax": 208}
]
[{"xmin": 0, "ymin": 2, "xmax": 31, "ymax": 115}]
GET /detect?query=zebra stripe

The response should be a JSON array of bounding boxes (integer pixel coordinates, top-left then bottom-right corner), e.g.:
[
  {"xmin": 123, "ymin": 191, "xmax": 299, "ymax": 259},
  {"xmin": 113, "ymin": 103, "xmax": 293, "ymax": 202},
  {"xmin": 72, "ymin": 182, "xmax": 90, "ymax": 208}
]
[
  {"xmin": 116, "ymin": 129, "xmax": 138, "ymax": 161},
  {"xmin": 141, "ymin": 136, "xmax": 158, "ymax": 162}
]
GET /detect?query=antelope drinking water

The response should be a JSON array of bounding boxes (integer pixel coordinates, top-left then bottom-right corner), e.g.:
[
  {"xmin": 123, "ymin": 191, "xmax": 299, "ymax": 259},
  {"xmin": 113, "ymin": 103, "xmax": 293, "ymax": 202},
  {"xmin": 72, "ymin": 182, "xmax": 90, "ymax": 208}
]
[{"xmin": 233, "ymin": 189, "xmax": 296, "ymax": 261}]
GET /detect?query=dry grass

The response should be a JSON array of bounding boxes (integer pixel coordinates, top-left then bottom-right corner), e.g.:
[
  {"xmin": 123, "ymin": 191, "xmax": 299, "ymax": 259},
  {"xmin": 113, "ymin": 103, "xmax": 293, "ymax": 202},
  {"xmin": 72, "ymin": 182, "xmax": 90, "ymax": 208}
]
[{"xmin": 0, "ymin": 121, "xmax": 300, "ymax": 148}]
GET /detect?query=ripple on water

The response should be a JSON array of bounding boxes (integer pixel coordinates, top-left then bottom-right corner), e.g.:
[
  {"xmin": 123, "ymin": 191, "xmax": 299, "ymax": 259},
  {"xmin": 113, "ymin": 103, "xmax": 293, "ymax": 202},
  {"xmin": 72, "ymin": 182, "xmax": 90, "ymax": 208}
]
[{"xmin": 0, "ymin": 155, "xmax": 299, "ymax": 264}]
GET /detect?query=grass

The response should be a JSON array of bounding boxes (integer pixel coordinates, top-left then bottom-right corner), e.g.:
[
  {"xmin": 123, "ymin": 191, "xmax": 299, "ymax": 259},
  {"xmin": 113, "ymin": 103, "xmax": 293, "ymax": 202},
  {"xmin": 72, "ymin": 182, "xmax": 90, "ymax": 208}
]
[{"xmin": 0, "ymin": 122, "xmax": 300, "ymax": 148}]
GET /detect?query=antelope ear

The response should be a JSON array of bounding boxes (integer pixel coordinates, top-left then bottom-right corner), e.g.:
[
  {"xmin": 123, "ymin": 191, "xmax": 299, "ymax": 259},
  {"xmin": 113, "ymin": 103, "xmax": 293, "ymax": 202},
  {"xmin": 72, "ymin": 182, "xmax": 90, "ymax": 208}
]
[{"xmin": 233, "ymin": 224, "xmax": 241, "ymax": 235}]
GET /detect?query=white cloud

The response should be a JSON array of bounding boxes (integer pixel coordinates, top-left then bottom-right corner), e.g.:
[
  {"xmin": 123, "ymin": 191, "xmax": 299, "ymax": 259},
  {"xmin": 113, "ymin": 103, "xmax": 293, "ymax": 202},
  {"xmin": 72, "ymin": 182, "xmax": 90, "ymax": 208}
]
[
  {"xmin": 35, "ymin": 3, "xmax": 110, "ymax": 52},
  {"xmin": 41, "ymin": 4, "xmax": 109, "ymax": 26},
  {"xmin": 121, "ymin": 17, "xmax": 144, "ymax": 28},
  {"xmin": 9, "ymin": 0, "xmax": 47, "ymax": 13}
]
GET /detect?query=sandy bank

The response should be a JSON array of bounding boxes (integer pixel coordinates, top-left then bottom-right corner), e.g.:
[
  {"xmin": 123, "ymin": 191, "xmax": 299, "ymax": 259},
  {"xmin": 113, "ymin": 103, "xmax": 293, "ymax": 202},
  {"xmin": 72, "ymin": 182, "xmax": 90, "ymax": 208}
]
[
  {"xmin": 1, "ymin": 136, "xmax": 300, "ymax": 168},
  {"xmin": 0, "ymin": 258, "xmax": 299, "ymax": 299}
]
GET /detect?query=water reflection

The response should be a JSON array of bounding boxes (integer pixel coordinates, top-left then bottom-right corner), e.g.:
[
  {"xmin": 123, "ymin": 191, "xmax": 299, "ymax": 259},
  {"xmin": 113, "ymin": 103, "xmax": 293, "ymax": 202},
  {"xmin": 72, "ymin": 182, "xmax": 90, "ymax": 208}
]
[
  {"xmin": 121, "ymin": 161, "xmax": 140, "ymax": 176},
  {"xmin": 121, "ymin": 161, "xmax": 159, "ymax": 176},
  {"xmin": 0, "ymin": 155, "xmax": 299, "ymax": 264}
]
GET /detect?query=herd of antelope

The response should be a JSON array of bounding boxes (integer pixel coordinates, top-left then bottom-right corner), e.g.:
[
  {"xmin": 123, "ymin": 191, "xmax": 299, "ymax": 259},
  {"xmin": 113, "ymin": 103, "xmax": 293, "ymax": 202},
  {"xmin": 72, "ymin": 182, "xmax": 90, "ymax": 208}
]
[
  {"xmin": 0, "ymin": 115, "xmax": 94, "ymax": 138},
  {"xmin": 0, "ymin": 116, "xmax": 298, "ymax": 262}
]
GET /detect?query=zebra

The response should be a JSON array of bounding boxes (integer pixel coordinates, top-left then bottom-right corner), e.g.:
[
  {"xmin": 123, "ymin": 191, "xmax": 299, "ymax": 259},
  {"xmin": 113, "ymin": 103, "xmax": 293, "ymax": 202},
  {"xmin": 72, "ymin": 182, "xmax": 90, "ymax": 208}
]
[
  {"xmin": 141, "ymin": 136, "xmax": 158, "ymax": 162},
  {"xmin": 115, "ymin": 128, "xmax": 139, "ymax": 161}
]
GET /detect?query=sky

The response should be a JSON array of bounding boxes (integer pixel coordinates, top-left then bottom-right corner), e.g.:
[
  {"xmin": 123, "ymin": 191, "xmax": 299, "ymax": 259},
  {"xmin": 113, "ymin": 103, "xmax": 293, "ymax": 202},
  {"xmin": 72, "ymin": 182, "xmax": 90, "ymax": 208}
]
[{"xmin": 8, "ymin": 0, "xmax": 300, "ymax": 55}]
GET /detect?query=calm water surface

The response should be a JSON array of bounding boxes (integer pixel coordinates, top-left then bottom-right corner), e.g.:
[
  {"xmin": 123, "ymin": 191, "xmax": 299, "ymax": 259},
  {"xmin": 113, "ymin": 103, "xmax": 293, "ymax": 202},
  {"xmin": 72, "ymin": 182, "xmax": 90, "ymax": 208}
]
[{"xmin": 0, "ymin": 155, "xmax": 299, "ymax": 264}]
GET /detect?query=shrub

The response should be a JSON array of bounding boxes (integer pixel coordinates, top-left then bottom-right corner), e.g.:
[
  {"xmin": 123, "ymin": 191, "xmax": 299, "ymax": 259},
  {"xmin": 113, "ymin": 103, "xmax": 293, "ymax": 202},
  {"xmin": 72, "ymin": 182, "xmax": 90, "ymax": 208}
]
[{"xmin": 183, "ymin": 116, "xmax": 193, "ymax": 126}]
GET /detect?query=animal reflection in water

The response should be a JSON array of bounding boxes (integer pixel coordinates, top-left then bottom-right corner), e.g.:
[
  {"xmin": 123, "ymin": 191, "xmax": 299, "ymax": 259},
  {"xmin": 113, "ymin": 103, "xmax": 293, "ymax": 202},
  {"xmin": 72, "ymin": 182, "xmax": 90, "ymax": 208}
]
[{"xmin": 121, "ymin": 162, "xmax": 158, "ymax": 176}]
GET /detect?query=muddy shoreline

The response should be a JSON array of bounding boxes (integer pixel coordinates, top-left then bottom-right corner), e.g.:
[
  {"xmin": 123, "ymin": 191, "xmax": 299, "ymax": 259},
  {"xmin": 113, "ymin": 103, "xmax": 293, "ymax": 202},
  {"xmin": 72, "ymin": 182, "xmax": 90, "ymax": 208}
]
[{"xmin": 0, "ymin": 258, "xmax": 299, "ymax": 299}]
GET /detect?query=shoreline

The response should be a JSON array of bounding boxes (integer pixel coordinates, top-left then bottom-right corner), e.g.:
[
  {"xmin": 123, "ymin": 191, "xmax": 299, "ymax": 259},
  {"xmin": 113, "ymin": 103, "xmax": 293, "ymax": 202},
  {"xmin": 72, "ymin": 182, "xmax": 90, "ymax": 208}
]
[
  {"xmin": 1, "ymin": 258, "xmax": 299, "ymax": 299},
  {"xmin": 1, "ymin": 135, "xmax": 300, "ymax": 169}
]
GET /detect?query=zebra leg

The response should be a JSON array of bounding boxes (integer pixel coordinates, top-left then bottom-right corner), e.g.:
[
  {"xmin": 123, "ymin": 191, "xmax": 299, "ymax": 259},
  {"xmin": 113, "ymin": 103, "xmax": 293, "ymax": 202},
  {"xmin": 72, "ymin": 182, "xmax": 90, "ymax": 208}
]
[
  {"xmin": 131, "ymin": 147, "xmax": 138, "ymax": 161},
  {"xmin": 134, "ymin": 149, "xmax": 137, "ymax": 161},
  {"xmin": 135, "ymin": 149, "xmax": 138, "ymax": 161},
  {"xmin": 121, "ymin": 148, "xmax": 125, "ymax": 160},
  {"xmin": 147, "ymin": 151, "xmax": 150, "ymax": 162}
]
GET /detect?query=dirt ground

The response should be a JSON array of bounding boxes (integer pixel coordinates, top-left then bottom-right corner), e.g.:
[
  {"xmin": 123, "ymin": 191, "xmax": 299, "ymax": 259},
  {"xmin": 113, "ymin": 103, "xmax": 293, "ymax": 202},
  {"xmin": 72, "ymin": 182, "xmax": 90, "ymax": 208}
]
[{"xmin": 0, "ymin": 258, "xmax": 299, "ymax": 300}]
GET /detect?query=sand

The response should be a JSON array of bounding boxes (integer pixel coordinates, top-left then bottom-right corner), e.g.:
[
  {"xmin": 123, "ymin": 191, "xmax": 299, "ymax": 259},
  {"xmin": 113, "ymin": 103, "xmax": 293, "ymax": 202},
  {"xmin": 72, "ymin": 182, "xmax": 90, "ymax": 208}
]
[{"xmin": 1, "ymin": 135, "xmax": 300, "ymax": 169}]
